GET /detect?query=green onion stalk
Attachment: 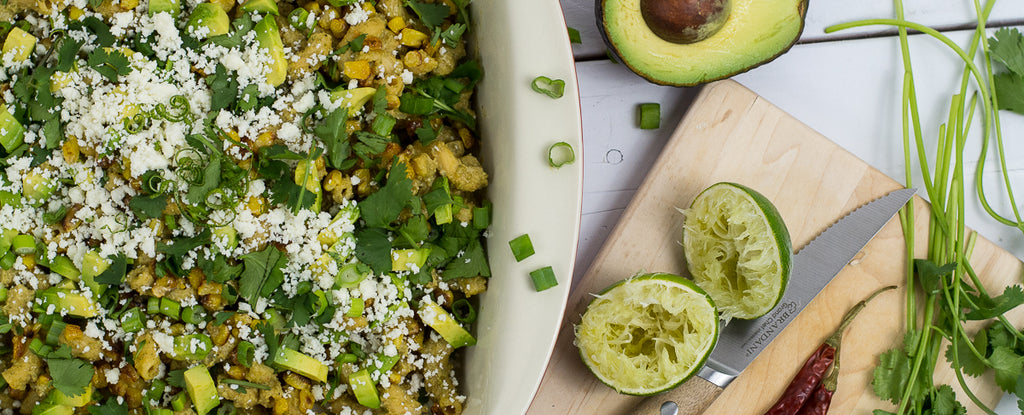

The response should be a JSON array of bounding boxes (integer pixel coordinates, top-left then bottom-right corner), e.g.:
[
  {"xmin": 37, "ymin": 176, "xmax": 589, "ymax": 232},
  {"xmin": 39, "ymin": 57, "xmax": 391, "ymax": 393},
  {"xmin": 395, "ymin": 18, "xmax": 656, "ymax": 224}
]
[{"xmin": 827, "ymin": 0, "xmax": 1024, "ymax": 413}]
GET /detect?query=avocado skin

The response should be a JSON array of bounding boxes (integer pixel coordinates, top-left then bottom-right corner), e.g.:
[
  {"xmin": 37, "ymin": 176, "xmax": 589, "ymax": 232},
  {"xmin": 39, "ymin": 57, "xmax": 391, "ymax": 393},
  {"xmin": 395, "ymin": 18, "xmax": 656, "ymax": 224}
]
[{"xmin": 596, "ymin": 0, "xmax": 808, "ymax": 87}]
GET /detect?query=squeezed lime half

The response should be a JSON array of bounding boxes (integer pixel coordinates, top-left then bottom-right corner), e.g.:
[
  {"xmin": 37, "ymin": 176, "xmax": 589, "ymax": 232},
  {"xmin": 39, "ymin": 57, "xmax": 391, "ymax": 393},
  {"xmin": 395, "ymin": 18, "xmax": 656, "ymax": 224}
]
[
  {"xmin": 575, "ymin": 273, "xmax": 719, "ymax": 395},
  {"xmin": 682, "ymin": 182, "xmax": 792, "ymax": 321}
]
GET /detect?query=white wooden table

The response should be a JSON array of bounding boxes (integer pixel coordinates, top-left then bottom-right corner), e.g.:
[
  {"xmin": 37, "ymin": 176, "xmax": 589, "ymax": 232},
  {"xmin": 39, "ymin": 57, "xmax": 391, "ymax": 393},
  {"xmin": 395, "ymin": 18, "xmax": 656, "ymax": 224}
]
[{"xmin": 559, "ymin": 0, "xmax": 1024, "ymax": 412}]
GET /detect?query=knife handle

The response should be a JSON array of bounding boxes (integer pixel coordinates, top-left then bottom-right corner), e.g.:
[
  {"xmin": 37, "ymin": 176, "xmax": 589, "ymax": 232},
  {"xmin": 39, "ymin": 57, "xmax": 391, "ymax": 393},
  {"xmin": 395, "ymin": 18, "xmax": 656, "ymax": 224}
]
[{"xmin": 632, "ymin": 377, "xmax": 724, "ymax": 415}]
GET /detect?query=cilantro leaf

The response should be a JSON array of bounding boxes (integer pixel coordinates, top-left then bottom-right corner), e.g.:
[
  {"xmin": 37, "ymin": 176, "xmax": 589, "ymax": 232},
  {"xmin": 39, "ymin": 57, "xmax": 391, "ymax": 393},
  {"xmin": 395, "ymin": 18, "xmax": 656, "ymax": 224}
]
[
  {"xmin": 441, "ymin": 237, "xmax": 489, "ymax": 280},
  {"xmin": 81, "ymin": 16, "xmax": 115, "ymax": 47},
  {"xmin": 355, "ymin": 227, "xmax": 392, "ymax": 274},
  {"xmin": 915, "ymin": 259, "xmax": 956, "ymax": 295},
  {"xmin": 239, "ymin": 245, "xmax": 287, "ymax": 304},
  {"xmin": 990, "ymin": 28, "xmax": 1024, "ymax": 78},
  {"xmin": 94, "ymin": 254, "xmax": 128, "ymax": 285},
  {"xmin": 57, "ymin": 37, "xmax": 83, "ymax": 72},
  {"xmin": 87, "ymin": 49, "xmax": 132, "ymax": 82},
  {"xmin": 440, "ymin": 23, "xmax": 466, "ymax": 47},
  {"xmin": 314, "ymin": 106, "xmax": 351, "ymax": 169},
  {"xmin": 157, "ymin": 229, "xmax": 212, "ymax": 256},
  {"xmin": 406, "ymin": 0, "xmax": 450, "ymax": 29},
  {"xmin": 88, "ymin": 397, "xmax": 129, "ymax": 415},
  {"xmin": 932, "ymin": 385, "xmax": 966, "ymax": 415},
  {"xmin": 129, "ymin": 193, "xmax": 167, "ymax": 220},
  {"xmin": 185, "ymin": 157, "xmax": 222, "ymax": 205},
  {"xmin": 48, "ymin": 358, "xmax": 94, "ymax": 398},
  {"xmin": 989, "ymin": 346, "xmax": 1024, "ymax": 392},
  {"xmin": 964, "ymin": 284, "xmax": 1024, "ymax": 320},
  {"xmin": 944, "ymin": 329, "xmax": 988, "ymax": 377},
  {"xmin": 994, "ymin": 72, "xmax": 1024, "ymax": 115},
  {"xmin": 873, "ymin": 347, "xmax": 913, "ymax": 403},
  {"xmin": 359, "ymin": 162, "xmax": 415, "ymax": 228}
]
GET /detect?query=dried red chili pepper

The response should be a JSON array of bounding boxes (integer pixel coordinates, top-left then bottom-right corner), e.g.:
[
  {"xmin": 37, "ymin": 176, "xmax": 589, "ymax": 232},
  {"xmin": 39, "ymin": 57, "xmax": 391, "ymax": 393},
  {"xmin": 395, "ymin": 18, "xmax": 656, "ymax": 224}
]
[
  {"xmin": 797, "ymin": 363, "xmax": 837, "ymax": 415},
  {"xmin": 762, "ymin": 343, "xmax": 836, "ymax": 415},
  {"xmin": 763, "ymin": 285, "xmax": 895, "ymax": 415}
]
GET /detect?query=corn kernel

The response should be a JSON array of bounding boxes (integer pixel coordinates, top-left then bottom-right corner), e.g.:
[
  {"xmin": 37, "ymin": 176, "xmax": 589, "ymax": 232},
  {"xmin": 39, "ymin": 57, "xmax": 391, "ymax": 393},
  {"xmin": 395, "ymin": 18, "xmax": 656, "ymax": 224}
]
[
  {"xmin": 387, "ymin": 16, "xmax": 406, "ymax": 33},
  {"xmin": 254, "ymin": 130, "xmax": 275, "ymax": 149},
  {"xmin": 62, "ymin": 136, "xmax": 80, "ymax": 164},
  {"xmin": 323, "ymin": 170, "xmax": 344, "ymax": 192},
  {"xmin": 147, "ymin": 219, "xmax": 163, "ymax": 235},
  {"xmin": 400, "ymin": 28, "xmax": 429, "ymax": 48},
  {"xmin": 246, "ymin": 196, "xmax": 267, "ymax": 215},
  {"xmin": 119, "ymin": 0, "xmax": 140, "ymax": 10},
  {"xmin": 361, "ymin": 2, "xmax": 375, "ymax": 14},
  {"xmin": 21, "ymin": 255, "xmax": 35, "ymax": 270},
  {"xmin": 329, "ymin": 20, "xmax": 347, "ymax": 37},
  {"xmin": 67, "ymin": 6, "xmax": 84, "ymax": 20},
  {"xmin": 273, "ymin": 397, "xmax": 289, "ymax": 415},
  {"xmin": 343, "ymin": 60, "xmax": 371, "ymax": 80}
]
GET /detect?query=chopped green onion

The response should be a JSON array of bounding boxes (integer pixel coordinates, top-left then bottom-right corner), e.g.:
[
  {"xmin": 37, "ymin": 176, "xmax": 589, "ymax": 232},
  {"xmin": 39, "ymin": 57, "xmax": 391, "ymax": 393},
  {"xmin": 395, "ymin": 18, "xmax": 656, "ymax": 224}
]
[
  {"xmin": 147, "ymin": 296, "xmax": 161, "ymax": 314},
  {"xmin": 531, "ymin": 76, "xmax": 566, "ymax": 99},
  {"xmin": 237, "ymin": 340, "xmax": 255, "ymax": 367},
  {"xmin": 45, "ymin": 320, "xmax": 66, "ymax": 346},
  {"xmin": 0, "ymin": 287, "xmax": 7, "ymax": 302},
  {"xmin": 0, "ymin": 251, "xmax": 14, "ymax": 269},
  {"xmin": 638, "ymin": 103, "xmax": 661, "ymax": 129},
  {"xmin": 11, "ymin": 234, "xmax": 35, "ymax": 255},
  {"xmin": 171, "ymin": 333, "xmax": 212, "ymax": 361},
  {"xmin": 337, "ymin": 353, "xmax": 358, "ymax": 364},
  {"xmin": 529, "ymin": 266, "xmax": 558, "ymax": 292},
  {"xmin": 29, "ymin": 337, "xmax": 50, "ymax": 357},
  {"xmin": 288, "ymin": 7, "xmax": 312, "ymax": 34},
  {"xmin": 171, "ymin": 392, "xmax": 188, "ymax": 411},
  {"xmin": 346, "ymin": 297, "xmax": 365, "ymax": 318},
  {"xmin": 335, "ymin": 263, "xmax": 369, "ymax": 289},
  {"xmin": 121, "ymin": 307, "xmax": 144, "ymax": 333},
  {"xmin": 160, "ymin": 297, "xmax": 181, "ymax": 319},
  {"xmin": 508, "ymin": 234, "xmax": 535, "ymax": 262},
  {"xmin": 548, "ymin": 141, "xmax": 576, "ymax": 168},
  {"xmin": 451, "ymin": 298, "xmax": 476, "ymax": 323},
  {"xmin": 181, "ymin": 305, "xmax": 207, "ymax": 324},
  {"xmin": 312, "ymin": 290, "xmax": 329, "ymax": 316},
  {"xmin": 472, "ymin": 200, "xmax": 491, "ymax": 230},
  {"xmin": 221, "ymin": 378, "xmax": 271, "ymax": 390},
  {"xmin": 567, "ymin": 26, "xmax": 582, "ymax": 44}
]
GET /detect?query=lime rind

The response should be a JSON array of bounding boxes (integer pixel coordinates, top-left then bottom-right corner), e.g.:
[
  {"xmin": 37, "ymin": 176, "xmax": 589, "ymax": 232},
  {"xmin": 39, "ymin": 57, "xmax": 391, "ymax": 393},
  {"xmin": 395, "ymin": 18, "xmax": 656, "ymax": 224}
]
[
  {"xmin": 575, "ymin": 273, "xmax": 718, "ymax": 396},
  {"xmin": 682, "ymin": 182, "xmax": 792, "ymax": 321}
]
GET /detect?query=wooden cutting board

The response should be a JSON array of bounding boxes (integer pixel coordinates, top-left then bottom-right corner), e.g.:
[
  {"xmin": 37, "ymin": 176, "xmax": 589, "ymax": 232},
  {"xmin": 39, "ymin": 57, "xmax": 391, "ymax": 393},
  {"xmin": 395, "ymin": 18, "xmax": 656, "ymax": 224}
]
[{"xmin": 526, "ymin": 80, "xmax": 1024, "ymax": 414}]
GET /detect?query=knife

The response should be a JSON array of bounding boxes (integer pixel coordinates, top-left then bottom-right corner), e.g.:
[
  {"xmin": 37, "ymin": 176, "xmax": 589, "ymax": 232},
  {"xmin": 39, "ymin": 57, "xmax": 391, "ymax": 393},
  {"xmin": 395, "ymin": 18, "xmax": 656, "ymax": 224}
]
[{"xmin": 638, "ymin": 187, "xmax": 917, "ymax": 415}]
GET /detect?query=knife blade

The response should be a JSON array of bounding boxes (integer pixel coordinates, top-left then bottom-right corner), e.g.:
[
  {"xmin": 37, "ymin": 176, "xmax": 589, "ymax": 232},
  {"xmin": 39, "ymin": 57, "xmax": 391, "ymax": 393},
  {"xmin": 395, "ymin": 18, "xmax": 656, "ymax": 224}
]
[{"xmin": 643, "ymin": 187, "xmax": 916, "ymax": 415}]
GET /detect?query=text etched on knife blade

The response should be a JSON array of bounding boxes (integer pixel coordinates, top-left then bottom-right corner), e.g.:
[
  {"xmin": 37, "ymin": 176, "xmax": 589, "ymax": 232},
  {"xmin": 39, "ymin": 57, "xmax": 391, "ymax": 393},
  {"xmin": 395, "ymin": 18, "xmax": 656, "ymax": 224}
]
[{"xmin": 743, "ymin": 300, "xmax": 799, "ymax": 357}]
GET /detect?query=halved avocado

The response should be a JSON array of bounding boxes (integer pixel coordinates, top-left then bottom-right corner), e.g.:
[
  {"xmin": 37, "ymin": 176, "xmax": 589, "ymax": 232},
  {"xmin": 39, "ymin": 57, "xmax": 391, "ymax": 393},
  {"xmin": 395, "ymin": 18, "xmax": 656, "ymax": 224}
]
[{"xmin": 598, "ymin": 0, "xmax": 807, "ymax": 86}]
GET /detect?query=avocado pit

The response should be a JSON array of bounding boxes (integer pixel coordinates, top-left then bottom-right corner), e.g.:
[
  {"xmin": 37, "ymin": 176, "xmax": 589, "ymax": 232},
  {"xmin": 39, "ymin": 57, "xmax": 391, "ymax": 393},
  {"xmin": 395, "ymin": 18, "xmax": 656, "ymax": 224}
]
[{"xmin": 640, "ymin": 0, "xmax": 732, "ymax": 44}]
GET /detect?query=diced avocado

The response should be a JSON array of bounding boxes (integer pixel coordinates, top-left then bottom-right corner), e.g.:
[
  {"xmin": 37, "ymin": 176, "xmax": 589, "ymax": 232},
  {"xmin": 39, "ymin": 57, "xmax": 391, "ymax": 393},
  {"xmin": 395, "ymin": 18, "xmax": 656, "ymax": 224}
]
[
  {"xmin": 186, "ymin": 3, "xmax": 231, "ymax": 39},
  {"xmin": 48, "ymin": 255, "xmax": 80, "ymax": 280},
  {"xmin": 329, "ymin": 87, "xmax": 377, "ymax": 117},
  {"xmin": 418, "ymin": 301, "xmax": 476, "ymax": 348},
  {"xmin": 241, "ymin": 0, "xmax": 279, "ymax": 15},
  {"xmin": 183, "ymin": 365, "xmax": 220, "ymax": 415},
  {"xmin": 22, "ymin": 169, "xmax": 55, "ymax": 207},
  {"xmin": 148, "ymin": 0, "xmax": 181, "ymax": 17},
  {"xmin": 0, "ymin": 104, "xmax": 25, "ymax": 152},
  {"xmin": 49, "ymin": 386, "xmax": 92, "ymax": 407},
  {"xmin": 253, "ymin": 16, "xmax": 287, "ymax": 87},
  {"xmin": 3, "ymin": 27, "xmax": 36, "ymax": 63},
  {"xmin": 271, "ymin": 347, "xmax": 328, "ymax": 383},
  {"xmin": 391, "ymin": 248, "xmax": 431, "ymax": 272},
  {"xmin": 79, "ymin": 250, "xmax": 109, "ymax": 296},
  {"xmin": 36, "ymin": 288, "xmax": 99, "ymax": 318},
  {"xmin": 348, "ymin": 369, "xmax": 380, "ymax": 409},
  {"xmin": 30, "ymin": 403, "xmax": 73, "ymax": 415}
]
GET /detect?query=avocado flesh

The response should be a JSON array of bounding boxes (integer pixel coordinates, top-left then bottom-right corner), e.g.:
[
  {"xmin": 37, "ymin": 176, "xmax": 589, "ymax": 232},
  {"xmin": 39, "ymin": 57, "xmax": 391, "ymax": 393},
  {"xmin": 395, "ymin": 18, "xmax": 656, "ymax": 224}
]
[
  {"xmin": 254, "ymin": 17, "xmax": 288, "ymax": 87},
  {"xmin": 183, "ymin": 365, "xmax": 220, "ymax": 415},
  {"xmin": 186, "ymin": 3, "xmax": 231, "ymax": 38},
  {"xmin": 599, "ymin": 0, "xmax": 806, "ymax": 86}
]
